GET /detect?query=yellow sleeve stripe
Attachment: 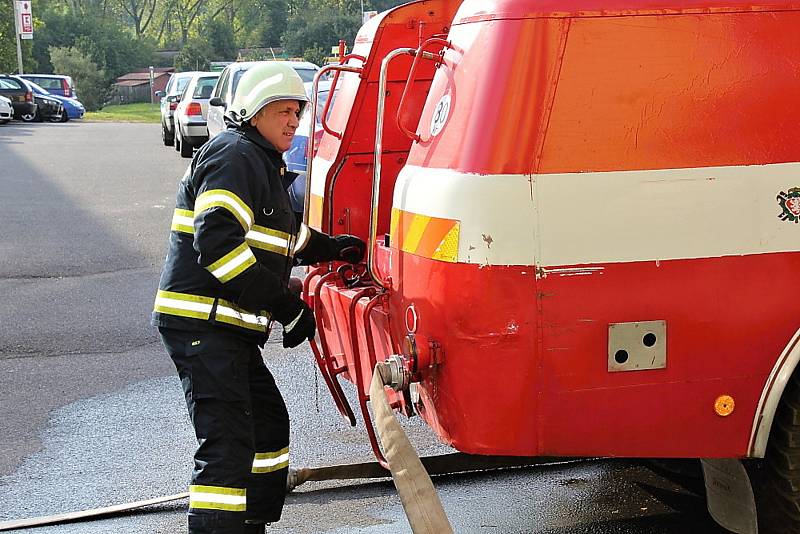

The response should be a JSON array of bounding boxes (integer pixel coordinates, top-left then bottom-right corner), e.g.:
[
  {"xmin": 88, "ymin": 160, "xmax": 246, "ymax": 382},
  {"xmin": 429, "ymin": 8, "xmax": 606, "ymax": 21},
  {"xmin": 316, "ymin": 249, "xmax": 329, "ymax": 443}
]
[
  {"xmin": 195, "ymin": 189, "xmax": 254, "ymax": 231},
  {"xmin": 207, "ymin": 242, "xmax": 256, "ymax": 283}
]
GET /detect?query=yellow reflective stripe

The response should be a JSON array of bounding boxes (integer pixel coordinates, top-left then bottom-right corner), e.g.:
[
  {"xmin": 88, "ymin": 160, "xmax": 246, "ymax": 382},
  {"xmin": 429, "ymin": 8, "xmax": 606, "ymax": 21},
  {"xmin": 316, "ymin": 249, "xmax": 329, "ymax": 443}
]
[
  {"xmin": 246, "ymin": 224, "xmax": 292, "ymax": 256},
  {"xmin": 189, "ymin": 485, "xmax": 246, "ymax": 512},
  {"xmin": 207, "ymin": 243, "xmax": 256, "ymax": 283},
  {"xmin": 153, "ymin": 290, "xmax": 214, "ymax": 320},
  {"xmin": 252, "ymin": 446, "xmax": 290, "ymax": 474},
  {"xmin": 195, "ymin": 189, "xmax": 254, "ymax": 231},
  {"xmin": 171, "ymin": 209, "xmax": 194, "ymax": 234},
  {"xmin": 215, "ymin": 299, "xmax": 271, "ymax": 332}
]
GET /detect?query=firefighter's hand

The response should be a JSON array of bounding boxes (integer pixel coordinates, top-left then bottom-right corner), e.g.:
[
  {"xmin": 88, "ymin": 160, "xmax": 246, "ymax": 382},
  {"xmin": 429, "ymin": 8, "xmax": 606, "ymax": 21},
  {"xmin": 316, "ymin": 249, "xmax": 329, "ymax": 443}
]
[
  {"xmin": 278, "ymin": 297, "xmax": 316, "ymax": 349},
  {"xmin": 333, "ymin": 235, "xmax": 366, "ymax": 264}
]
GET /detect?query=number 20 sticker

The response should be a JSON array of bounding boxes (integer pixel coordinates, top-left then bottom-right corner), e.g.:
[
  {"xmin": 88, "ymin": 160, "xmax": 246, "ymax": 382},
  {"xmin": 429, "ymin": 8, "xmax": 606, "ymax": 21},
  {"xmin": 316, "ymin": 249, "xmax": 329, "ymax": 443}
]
[{"xmin": 429, "ymin": 94, "xmax": 451, "ymax": 137}]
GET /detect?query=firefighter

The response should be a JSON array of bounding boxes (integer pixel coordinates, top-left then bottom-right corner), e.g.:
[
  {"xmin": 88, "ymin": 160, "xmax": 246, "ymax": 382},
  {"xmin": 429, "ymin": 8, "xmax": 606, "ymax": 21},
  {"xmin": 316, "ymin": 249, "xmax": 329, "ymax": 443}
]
[{"xmin": 152, "ymin": 62, "xmax": 365, "ymax": 534}]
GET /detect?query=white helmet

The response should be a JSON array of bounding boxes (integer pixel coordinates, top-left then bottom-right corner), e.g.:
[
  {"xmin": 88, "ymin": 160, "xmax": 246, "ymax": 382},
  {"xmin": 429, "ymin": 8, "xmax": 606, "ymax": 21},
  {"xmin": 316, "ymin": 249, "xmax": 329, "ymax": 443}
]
[{"xmin": 229, "ymin": 62, "xmax": 309, "ymax": 122}]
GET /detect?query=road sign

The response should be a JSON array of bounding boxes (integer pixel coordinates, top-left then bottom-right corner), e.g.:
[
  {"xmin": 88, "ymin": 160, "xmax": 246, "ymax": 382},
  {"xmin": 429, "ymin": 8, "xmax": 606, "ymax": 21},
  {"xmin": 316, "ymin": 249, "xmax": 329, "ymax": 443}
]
[{"xmin": 16, "ymin": 1, "xmax": 33, "ymax": 40}]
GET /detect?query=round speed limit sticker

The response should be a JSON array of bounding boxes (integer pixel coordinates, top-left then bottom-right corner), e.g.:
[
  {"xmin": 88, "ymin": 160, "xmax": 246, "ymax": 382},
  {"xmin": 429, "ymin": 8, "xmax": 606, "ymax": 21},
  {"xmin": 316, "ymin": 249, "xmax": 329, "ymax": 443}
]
[{"xmin": 429, "ymin": 94, "xmax": 451, "ymax": 137}]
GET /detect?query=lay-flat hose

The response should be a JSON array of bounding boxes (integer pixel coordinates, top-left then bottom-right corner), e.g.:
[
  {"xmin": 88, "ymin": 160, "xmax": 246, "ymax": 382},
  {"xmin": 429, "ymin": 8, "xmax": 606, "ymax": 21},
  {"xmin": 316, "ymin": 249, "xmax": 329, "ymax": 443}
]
[{"xmin": 368, "ymin": 362, "xmax": 454, "ymax": 534}]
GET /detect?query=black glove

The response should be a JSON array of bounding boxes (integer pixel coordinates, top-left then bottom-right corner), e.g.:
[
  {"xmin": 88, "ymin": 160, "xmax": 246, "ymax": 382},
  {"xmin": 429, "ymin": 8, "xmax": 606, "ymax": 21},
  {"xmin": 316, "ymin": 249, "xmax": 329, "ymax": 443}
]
[
  {"xmin": 333, "ymin": 234, "xmax": 366, "ymax": 264},
  {"xmin": 296, "ymin": 228, "xmax": 366, "ymax": 265},
  {"xmin": 271, "ymin": 293, "xmax": 316, "ymax": 348}
]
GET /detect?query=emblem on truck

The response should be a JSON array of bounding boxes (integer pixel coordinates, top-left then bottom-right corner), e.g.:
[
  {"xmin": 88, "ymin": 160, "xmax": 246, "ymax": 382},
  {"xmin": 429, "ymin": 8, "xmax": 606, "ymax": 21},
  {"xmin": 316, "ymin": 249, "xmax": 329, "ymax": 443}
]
[{"xmin": 777, "ymin": 187, "xmax": 800, "ymax": 223}]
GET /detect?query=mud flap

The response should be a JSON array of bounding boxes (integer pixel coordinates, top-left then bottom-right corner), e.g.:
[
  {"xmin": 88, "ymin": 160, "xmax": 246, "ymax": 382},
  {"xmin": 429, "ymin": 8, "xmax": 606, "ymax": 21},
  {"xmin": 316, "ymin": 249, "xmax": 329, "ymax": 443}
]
[
  {"xmin": 701, "ymin": 459, "xmax": 758, "ymax": 534},
  {"xmin": 370, "ymin": 364, "xmax": 454, "ymax": 534}
]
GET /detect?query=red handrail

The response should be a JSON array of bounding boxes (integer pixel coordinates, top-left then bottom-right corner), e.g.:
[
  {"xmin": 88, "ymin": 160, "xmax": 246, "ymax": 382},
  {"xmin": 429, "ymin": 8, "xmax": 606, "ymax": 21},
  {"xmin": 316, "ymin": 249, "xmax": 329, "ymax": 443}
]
[
  {"xmin": 347, "ymin": 287, "xmax": 390, "ymax": 468},
  {"xmin": 305, "ymin": 268, "xmax": 356, "ymax": 426},
  {"xmin": 395, "ymin": 37, "xmax": 450, "ymax": 142}
]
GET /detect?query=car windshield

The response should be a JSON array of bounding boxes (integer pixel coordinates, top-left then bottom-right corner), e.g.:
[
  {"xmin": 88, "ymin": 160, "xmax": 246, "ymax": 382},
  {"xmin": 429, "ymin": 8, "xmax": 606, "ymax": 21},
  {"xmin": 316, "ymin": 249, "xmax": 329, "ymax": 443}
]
[
  {"xmin": 193, "ymin": 76, "xmax": 219, "ymax": 99},
  {"xmin": 172, "ymin": 76, "xmax": 192, "ymax": 95}
]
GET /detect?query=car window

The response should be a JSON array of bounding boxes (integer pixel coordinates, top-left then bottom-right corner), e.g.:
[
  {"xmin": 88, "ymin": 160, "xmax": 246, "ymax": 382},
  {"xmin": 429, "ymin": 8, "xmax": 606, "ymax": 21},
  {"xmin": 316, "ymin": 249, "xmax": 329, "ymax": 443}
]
[
  {"xmin": 193, "ymin": 76, "xmax": 219, "ymax": 98},
  {"xmin": 294, "ymin": 68, "xmax": 317, "ymax": 83},
  {"xmin": 31, "ymin": 78, "xmax": 61, "ymax": 90},
  {"xmin": 0, "ymin": 79, "xmax": 23, "ymax": 90},
  {"xmin": 214, "ymin": 69, "xmax": 229, "ymax": 99},
  {"xmin": 231, "ymin": 69, "xmax": 250, "ymax": 98},
  {"xmin": 26, "ymin": 81, "xmax": 49, "ymax": 94}
]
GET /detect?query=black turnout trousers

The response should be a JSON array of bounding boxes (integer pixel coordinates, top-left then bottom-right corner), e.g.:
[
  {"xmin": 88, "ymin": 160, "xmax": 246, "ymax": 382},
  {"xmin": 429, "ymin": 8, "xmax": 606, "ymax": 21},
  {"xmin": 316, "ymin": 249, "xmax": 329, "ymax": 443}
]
[{"xmin": 159, "ymin": 327, "xmax": 289, "ymax": 534}]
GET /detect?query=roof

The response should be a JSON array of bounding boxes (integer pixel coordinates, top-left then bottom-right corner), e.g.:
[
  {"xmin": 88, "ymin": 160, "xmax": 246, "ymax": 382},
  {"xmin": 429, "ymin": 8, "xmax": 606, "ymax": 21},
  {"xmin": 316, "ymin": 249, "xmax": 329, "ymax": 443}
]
[
  {"xmin": 455, "ymin": 0, "xmax": 800, "ymax": 21},
  {"xmin": 114, "ymin": 79, "xmax": 149, "ymax": 87},
  {"xmin": 116, "ymin": 71, "xmax": 171, "ymax": 82}
]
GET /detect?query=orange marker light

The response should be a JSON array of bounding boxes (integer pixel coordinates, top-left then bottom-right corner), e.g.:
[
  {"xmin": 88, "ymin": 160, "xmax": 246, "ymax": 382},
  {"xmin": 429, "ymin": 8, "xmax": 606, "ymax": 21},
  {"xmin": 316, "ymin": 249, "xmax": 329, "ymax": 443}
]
[{"xmin": 714, "ymin": 395, "xmax": 735, "ymax": 417}]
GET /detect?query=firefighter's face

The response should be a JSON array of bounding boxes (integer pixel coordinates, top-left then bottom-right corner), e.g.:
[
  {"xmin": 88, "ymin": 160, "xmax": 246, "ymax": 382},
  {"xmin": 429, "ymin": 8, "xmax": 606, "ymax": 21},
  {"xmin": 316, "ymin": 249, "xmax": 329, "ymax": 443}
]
[{"xmin": 251, "ymin": 100, "xmax": 302, "ymax": 153}]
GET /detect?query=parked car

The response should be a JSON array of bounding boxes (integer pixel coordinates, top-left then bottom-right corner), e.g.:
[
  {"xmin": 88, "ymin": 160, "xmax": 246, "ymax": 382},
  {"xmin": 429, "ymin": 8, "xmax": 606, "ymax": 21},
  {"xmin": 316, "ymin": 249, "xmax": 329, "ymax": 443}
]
[
  {"xmin": 0, "ymin": 95, "xmax": 12, "ymax": 124},
  {"xmin": 283, "ymin": 80, "xmax": 333, "ymax": 221},
  {"xmin": 0, "ymin": 74, "xmax": 36, "ymax": 121},
  {"xmin": 156, "ymin": 71, "xmax": 197, "ymax": 146},
  {"xmin": 30, "ymin": 90, "xmax": 64, "ymax": 122},
  {"xmin": 26, "ymin": 79, "xmax": 84, "ymax": 121},
  {"xmin": 19, "ymin": 74, "xmax": 76, "ymax": 98},
  {"xmin": 206, "ymin": 60, "xmax": 320, "ymax": 139},
  {"xmin": 173, "ymin": 72, "xmax": 220, "ymax": 158}
]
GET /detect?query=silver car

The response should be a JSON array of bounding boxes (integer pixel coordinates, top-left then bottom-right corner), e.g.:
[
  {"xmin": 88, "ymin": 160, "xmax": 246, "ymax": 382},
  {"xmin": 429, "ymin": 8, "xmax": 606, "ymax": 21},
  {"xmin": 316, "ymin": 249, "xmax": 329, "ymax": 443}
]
[
  {"xmin": 174, "ymin": 72, "xmax": 220, "ymax": 158},
  {"xmin": 206, "ymin": 60, "xmax": 320, "ymax": 139},
  {"xmin": 156, "ymin": 71, "xmax": 198, "ymax": 147},
  {"xmin": 0, "ymin": 95, "xmax": 11, "ymax": 124}
]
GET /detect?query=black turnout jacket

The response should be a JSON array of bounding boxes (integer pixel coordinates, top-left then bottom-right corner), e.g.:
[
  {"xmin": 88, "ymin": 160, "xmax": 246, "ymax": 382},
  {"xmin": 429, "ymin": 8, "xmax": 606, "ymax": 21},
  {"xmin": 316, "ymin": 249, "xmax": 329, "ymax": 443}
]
[{"xmin": 152, "ymin": 123, "xmax": 330, "ymax": 343}]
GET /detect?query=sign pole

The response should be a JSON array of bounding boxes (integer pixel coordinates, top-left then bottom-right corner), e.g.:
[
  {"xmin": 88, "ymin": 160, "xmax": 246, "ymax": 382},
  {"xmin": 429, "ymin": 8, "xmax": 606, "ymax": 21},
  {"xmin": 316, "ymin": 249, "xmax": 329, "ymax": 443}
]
[{"xmin": 13, "ymin": 0, "xmax": 23, "ymax": 74}]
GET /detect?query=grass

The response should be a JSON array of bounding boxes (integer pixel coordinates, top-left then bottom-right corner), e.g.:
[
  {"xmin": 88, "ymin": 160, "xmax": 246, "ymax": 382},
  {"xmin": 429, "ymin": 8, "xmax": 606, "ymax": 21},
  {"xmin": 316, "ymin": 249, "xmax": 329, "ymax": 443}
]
[{"xmin": 84, "ymin": 103, "xmax": 161, "ymax": 123}]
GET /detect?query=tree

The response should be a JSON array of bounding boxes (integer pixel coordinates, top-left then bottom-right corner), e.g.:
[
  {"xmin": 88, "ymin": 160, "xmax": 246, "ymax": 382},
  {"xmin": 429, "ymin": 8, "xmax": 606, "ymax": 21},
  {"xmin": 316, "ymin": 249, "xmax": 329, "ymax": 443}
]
[
  {"xmin": 49, "ymin": 46, "xmax": 108, "ymax": 110},
  {"xmin": 282, "ymin": 4, "xmax": 361, "ymax": 59},
  {"xmin": 116, "ymin": 0, "xmax": 157, "ymax": 39},
  {"xmin": 205, "ymin": 18, "xmax": 236, "ymax": 61},
  {"xmin": 173, "ymin": 38, "xmax": 210, "ymax": 70},
  {"xmin": 0, "ymin": 0, "xmax": 15, "ymax": 72}
]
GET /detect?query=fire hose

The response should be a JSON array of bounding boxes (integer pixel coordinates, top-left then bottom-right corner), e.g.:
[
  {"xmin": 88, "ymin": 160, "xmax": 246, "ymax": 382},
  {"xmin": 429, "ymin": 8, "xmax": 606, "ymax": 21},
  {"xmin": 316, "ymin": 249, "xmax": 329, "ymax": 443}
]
[{"xmin": 0, "ymin": 361, "xmax": 576, "ymax": 532}]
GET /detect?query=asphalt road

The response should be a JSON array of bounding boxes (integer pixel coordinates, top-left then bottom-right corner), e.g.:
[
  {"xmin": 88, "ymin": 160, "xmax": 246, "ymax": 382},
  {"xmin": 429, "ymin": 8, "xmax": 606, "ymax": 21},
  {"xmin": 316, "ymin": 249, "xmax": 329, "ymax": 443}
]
[{"xmin": 0, "ymin": 121, "xmax": 732, "ymax": 533}]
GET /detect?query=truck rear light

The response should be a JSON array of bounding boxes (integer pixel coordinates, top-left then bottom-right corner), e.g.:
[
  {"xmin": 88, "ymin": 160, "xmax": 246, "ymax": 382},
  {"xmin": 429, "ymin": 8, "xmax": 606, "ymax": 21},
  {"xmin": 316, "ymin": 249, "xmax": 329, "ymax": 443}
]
[{"xmin": 186, "ymin": 102, "xmax": 202, "ymax": 116}]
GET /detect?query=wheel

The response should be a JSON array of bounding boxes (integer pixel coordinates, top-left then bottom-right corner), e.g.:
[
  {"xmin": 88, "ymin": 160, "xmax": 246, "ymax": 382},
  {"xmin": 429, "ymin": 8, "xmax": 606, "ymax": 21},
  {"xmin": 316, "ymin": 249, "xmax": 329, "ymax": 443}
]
[
  {"xmin": 752, "ymin": 370, "xmax": 800, "ymax": 533},
  {"xmin": 162, "ymin": 121, "xmax": 174, "ymax": 146},
  {"xmin": 174, "ymin": 128, "xmax": 181, "ymax": 152},
  {"xmin": 0, "ymin": 119, "xmax": 9, "ymax": 124},
  {"xmin": 180, "ymin": 134, "xmax": 193, "ymax": 158},
  {"xmin": 60, "ymin": 111, "xmax": 69, "ymax": 123},
  {"xmin": 20, "ymin": 111, "xmax": 37, "ymax": 122}
]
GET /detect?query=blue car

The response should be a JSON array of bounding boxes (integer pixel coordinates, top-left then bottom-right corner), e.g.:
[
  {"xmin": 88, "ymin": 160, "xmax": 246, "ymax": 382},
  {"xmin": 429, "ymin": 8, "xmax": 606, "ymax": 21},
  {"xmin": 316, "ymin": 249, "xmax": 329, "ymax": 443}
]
[{"xmin": 26, "ymin": 80, "xmax": 85, "ymax": 121}]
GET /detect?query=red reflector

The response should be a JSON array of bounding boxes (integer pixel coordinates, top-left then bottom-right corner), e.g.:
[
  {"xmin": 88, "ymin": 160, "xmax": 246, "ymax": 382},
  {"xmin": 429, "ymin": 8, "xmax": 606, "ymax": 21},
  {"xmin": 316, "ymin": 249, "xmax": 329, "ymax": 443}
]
[
  {"xmin": 169, "ymin": 102, "xmax": 177, "ymax": 111},
  {"xmin": 186, "ymin": 102, "xmax": 202, "ymax": 116}
]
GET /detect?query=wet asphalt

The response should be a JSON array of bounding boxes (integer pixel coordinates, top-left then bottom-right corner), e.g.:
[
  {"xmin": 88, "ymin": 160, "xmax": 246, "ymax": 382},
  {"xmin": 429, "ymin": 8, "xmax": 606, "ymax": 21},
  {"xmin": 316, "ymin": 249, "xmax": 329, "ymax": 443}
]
[{"xmin": 0, "ymin": 121, "xmax": 732, "ymax": 533}]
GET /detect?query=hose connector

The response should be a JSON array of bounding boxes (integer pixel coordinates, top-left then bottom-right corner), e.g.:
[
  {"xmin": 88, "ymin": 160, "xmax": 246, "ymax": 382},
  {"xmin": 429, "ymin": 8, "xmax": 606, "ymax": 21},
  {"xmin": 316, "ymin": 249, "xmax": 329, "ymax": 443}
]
[{"xmin": 384, "ymin": 355, "xmax": 411, "ymax": 392}]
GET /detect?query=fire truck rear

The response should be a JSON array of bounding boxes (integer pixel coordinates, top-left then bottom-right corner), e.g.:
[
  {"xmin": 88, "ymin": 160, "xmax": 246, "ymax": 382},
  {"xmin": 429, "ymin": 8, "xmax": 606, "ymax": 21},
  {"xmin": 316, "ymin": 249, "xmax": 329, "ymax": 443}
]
[{"xmin": 302, "ymin": 0, "xmax": 800, "ymax": 531}]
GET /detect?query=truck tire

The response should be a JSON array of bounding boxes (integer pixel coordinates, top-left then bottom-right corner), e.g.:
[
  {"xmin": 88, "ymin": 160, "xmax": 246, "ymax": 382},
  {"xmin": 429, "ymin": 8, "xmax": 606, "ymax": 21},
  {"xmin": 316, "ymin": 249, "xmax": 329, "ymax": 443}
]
[{"xmin": 755, "ymin": 370, "xmax": 800, "ymax": 533}]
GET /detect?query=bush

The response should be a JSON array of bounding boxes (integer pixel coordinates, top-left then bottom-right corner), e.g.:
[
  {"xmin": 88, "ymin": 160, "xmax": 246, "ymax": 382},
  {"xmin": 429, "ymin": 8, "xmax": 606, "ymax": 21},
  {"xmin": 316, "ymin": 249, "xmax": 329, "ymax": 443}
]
[{"xmin": 49, "ymin": 46, "xmax": 108, "ymax": 111}]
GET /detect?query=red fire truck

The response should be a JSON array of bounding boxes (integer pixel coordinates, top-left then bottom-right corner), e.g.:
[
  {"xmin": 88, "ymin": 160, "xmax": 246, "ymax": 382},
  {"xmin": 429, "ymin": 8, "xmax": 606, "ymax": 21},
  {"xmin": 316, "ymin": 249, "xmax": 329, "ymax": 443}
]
[{"xmin": 301, "ymin": 0, "xmax": 800, "ymax": 531}]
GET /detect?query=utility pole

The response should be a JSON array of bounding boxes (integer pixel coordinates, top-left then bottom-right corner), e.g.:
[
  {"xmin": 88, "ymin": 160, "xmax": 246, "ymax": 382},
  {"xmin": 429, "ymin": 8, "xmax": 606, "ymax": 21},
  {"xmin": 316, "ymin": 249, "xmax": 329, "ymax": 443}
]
[{"xmin": 13, "ymin": 0, "xmax": 23, "ymax": 74}]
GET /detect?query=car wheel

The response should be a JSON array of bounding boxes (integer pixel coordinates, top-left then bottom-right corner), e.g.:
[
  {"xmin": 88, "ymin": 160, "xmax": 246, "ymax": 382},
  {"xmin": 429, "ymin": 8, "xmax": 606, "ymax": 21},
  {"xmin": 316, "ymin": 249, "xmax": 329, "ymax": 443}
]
[
  {"xmin": 180, "ymin": 135, "xmax": 193, "ymax": 158},
  {"xmin": 162, "ymin": 121, "xmax": 174, "ymax": 146},
  {"xmin": 60, "ymin": 111, "xmax": 69, "ymax": 123},
  {"xmin": 0, "ymin": 119, "xmax": 9, "ymax": 124},
  {"xmin": 20, "ymin": 111, "xmax": 37, "ymax": 122}
]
